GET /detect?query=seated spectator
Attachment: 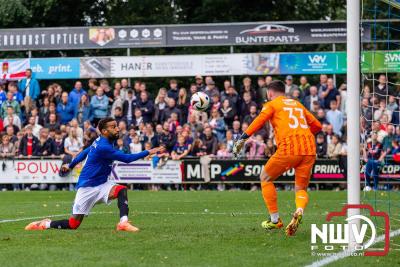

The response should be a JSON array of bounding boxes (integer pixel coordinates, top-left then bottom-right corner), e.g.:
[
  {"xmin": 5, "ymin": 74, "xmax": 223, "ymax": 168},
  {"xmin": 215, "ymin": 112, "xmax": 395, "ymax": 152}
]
[
  {"xmin": 171, "ymin": 135, "xmax": 189, "ymax": 160},
  {"xmin": 188, "ymin": 114, "xmax": 204, "ymax": 138},
  {"xmin": 316, "ymin": 133, "xmax": 327, "ymax": 158},
  {"xmin": 382, "ymin": 124, "xmax": 395, "ymax": 153},
  {"xmin": 158, "ymin": 122, "xmax": 177, "ymax": 151},
  {"xmin": 137, "ymin": 91, "xmax": 154, "ymax": 123},
  {"xmin": 201, "ymin": 126, "xmax": 218, "ymax": 155},
  {"xmin": 113, "ymin": 106, "xmax": 126, "ymax": 125},
  {"xmin": 64, "ymin": 128, "xmax": 83, "ymax": 161},
  {"xmin": 26, "ymin": 116, "xmax": 42, "ymax": 138},
  {"xmin": 225, "ymin": 130, "xmax": 234, "ymax": 152},
  {"xmin": 122, "ymin": 90, "xmax": 137, "ymax": 126},
  {"xmin": 129, "ymin": 136, "xmax": 142, "ymax": 153},
  {"xmin": 56, "ymin": 92, "xmax": 75, "ymax": 125},
  {"xmin": 374, "ymin": 100, "xmax": 392, "ymax": 123},
  {"xmin": 265, "ymin": 139, "xmax": 276, "ymax": 158},
  {"xmin": 30, "ymin": 108, "xmax": 43, "ymax": 126},
  {"xmin": 216, "ymin": 143, "xmax": 231, "ymax": 158},
  {"xmin": 116, "ymin": 138, "xmax": 129, "ymax": 154},
  {"xmin": 327, "ymin": 134, "xmax": 342, "ymax": 159},
  {"xmin": 37, "ymin": 128, "xmax": 54, "ymax": 157},
  {"xmin": 231, "ymin": 120, "xmax": 242, "ymax": 140},
  {"xmin": 154, "ymin": 88, "xmax": 169, "ymax": 124},
  {"xmin": 143, "ymin": 123, "xmax": 159, "ymax": 148},
  {"xmin": 53, "ymin": 130, "xmax": 65, "ymax": 156},
  {"xmin": 14, "ymin": 131, "xmax": 24, "ymax": 156},
  {"xmin": 326, "ymin": 100, "xmax": 344, "ymax": 136},
  {"xmin": 208, "ymin": 109, "xmax": 226, "ymax": 142},
  {"xmin": 123, "ymin": 126, "xmax": 137, "ymax": 149},
  {"xmin": 1, "ymin": 91, "xmax": 21, "ymax": 118},
  {"xmin": 387, "ymin": 95, "xmax": 398, "ymax": 113},
  {"xmin": 168, "ymin": 112, "xmax": 180, "ymax": 133},
  {"xmin": 117, "ymin": 120, "xmax": 128, "ymax": 140},
  {"xmin": 243, "ymin": 105, "xmax": 258, "ymax": 125},
  {"xmin": 77, "ymin": 94, "xmax": 91, "ymax": 127},
  {"xmin": 246, "ymin": 135, "xmax": 266, "ymax": 158},
  {"xmin": 0, "ymin": 134, "xmax": 15, "ymax": 158},
  {"xmin": 19, "ymin": 125, "xmax": 39, "ymax": 157},
  {"xmin": 3, "ymin": 106, "xmax": 21, "ymax": 130},
  {"xmin": 90, "ymin": 87, "xmax": 109, "ymax": 126}
]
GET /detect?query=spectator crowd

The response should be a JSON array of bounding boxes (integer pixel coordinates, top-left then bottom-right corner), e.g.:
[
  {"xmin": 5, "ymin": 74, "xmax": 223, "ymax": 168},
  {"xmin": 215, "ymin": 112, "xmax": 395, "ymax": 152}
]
[{"xmin": 0, "ymin": 69, "xmax": 399, "ymax": 190}]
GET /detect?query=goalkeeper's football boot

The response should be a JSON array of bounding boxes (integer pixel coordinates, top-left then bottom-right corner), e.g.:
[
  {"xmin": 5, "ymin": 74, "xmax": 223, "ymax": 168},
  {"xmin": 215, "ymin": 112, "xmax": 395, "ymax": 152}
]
[
  {"xmin": 25, "ymin": 219, "xmax": 50, "ymax": 230},
  {"xmin": 116, "ymin": 221, "xmax": 140, "ymax": 232},
  {"xmin": 285, "ymin": 211, "xmax": 303, "ymax": 236},
  {"xmin": 261, "ymin": 218, "xmax": 284, "ymax": 230}
]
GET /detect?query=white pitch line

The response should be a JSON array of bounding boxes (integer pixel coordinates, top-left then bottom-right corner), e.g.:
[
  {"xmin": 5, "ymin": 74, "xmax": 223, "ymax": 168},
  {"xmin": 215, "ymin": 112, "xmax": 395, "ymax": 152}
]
[
  {"xmin": 0, "ymin": 211, "xmax": 113, "ymax": 224},
  {"xmin": 305, "ymin": 228, "xmax": 400, "ymax": 267}
]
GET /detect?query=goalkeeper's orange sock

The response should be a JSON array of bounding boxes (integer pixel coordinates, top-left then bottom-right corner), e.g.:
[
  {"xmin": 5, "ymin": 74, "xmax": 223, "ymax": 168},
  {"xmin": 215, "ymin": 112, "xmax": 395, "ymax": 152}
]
[
  {"xmin": 295, "ymin": 190, "xmax": 309, "ymax": 214},
  {"xmin": 261, "ymin": 181, "xmax": 279, "ymax": 223}
]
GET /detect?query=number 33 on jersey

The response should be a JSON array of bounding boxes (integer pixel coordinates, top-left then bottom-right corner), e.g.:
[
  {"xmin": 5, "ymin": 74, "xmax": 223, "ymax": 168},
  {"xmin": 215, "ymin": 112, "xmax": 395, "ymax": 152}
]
[{"xmin": 244, "ymin": 96, "xmax": 322, "ymax": 156}]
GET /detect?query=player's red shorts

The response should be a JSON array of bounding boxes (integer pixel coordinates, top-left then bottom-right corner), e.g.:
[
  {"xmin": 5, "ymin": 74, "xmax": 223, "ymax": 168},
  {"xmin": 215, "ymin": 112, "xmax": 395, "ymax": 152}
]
[{"xmin": 264, "ymin": 154, "xmax": 316, "ymax": 188}]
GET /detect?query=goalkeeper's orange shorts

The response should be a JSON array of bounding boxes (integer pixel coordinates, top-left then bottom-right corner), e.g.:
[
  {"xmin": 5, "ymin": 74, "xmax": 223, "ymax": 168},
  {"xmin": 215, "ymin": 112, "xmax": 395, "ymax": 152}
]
[{"xmin": 264, "ymin": 154, "xmax": 316, "ymax": 188}]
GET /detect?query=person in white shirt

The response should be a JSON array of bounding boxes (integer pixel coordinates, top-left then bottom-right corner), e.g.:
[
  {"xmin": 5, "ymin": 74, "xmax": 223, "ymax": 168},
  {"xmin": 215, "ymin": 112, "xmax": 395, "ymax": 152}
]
[
  {"xmin": 129, "ymin": 135, "xmax": 142, "ymax": 153},
  {"xmin": 3, "ymin": 106, "xmax": 21, "ymax": 130}
]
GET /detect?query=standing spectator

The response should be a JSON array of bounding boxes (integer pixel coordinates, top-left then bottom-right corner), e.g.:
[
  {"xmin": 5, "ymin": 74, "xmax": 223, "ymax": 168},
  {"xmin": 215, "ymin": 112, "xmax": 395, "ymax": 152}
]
[
  {"xmin": 120, "ymin": 78, "xmax": 131, "ymax": 101},
  {"xmin": 220, "ymin": 85, "xmax": 239, "ymax": 113},
  {"xmin": 77, "ymin": 94, "xmax": 91, "ymax": 127},
  {"xmin": 304, "ymin": 86, "xmax": 323, "ymax": 112},
  {"xmin": 316, "ymin": 133, "xmax": 327, "ymax": 158},
  {"xmin": 111, "ymin": 88, "xmax": 123, "ymax": 118},
  {"xmin": 209, "ymin": 109, "xmax": 226, "ymax": 142},
  {"xmin": 246, "ymin": 135, "xmax": 267, "ymax": 158},
  {"xmin": 113, "ymin": 107, "xmax": 126, "ymax": 125},
  {"xmin": 19, "ymin": 125, "xmax": 39, "ymax": 157},
  {"xmin": 240, "ymin": 77, "xmax": 256, "ymax": 100},
  {"xmin": 18, "ymin": 68, "xmax": 40, "ymax": 113},
  {"xmin": 162, "ymin": 98, "xmax": 181, "ymax": 123},
  {"xmin": 240, "ymin": 92, "xmax": 257, "ymax": 119},
  {"xmin": 90, "ymin": 87, "xmax": 109, "ymax": 126},
  {"xmin": 27, "ymin": 116, "xmax": 42, "ymax": 138},
  {"xmin": 171, "ymin": 135, "xmax": 189, "ymax": 160},
  {"xmin": 3, "ymin": 106, "xmax": 21, "ymax": 130},
  {"xmin": 256, "ymin": 76, "xmax": 267, "ymax": 106},
  {"xmin": 5, "ymin": 125, "xmax": 18, "ymax": 144},
  {"xmin": 284, "ymin": 75, "xmax": 298, "ymax": 96},
  {"xmin": 132, "ymin": 108, "xmax": 144, "ymax": 127},
  {"xmin": 243, "ymin": 105, "xmax": 258, "ymax": 125},
  {"xmin": 338, "ymin": 83, "xmax": 347, "ymax": 118},
  {"xmin": 64, "ymin": 128, "xmax": 83, "ymax": 161},
  {"xmin": 204, "ymin": 80, "xmax": 219, "ymax": 99},
  {"xmin": 216, "ymin": 143, "xmax": 231, "ymax": 158},
  {"xmin": 317, "ymin": 74, "xmax": 328, "ymax": 95},
  {"xmin": 326, "ymin": 100, "xmax": 344, "ymax": 136},
  {"xmin": 363, "ymin": 132, "xmax": 386, "ymax": 191},
  {"xmin": 167, "ymin": 79, "xmax": 179, "ymax": 101},
  {"xmin": 382, "ymin": 125, "xmax": 396, "ymax": 153},
  {"xmin": 37, "ymin": 128, "xmax": 54, "ymax": 156},
  {"xmin": 299, "ymin": 76, "xmax": 311, "ymax": 97},
  {"xmin": 195, "ymin": 75, "xmax": 205, "ymax": 91},
  {"xmin": 231, "ymin": 120, "xmax": 242, "ymax": 140},
  {"xmin": 70, "ymin": 119, "xmax": 84, "ymax": 142},
  {"xmin": 225, "ymin": 130, "xmax": 234, "ymax": 152},
  {"xmin": 265, "ymin": 139, "xmax": 277, "ymax": 158},
  {"xmin": 188, "ymin": 114, "xmax": 204, "ymax": 138},
  {"xmin": 129, "ymin": 136, "xmax": 142, "ymax": 153},
  {"xmin": 201, "ymin": 126, "xmax": 218, "ymax": 155},
  {"xmin": 123, "ymin": 126, "xmax": 137, "ymax": 149},
  {"xmin": 122, "ymin": 90, "xmax": 136, "ymax": 126},
  {"xmin": 376, "ymin": 74, "xmax": 394, "ymax": 100},
  {"xmin": 154, "ymin": 88, "xmax": 169, "ymax": 124},
  {"xmin": 39, "ymin": 97, "xmax": 50, "ymax": 123},
  {"xmin": 1, "ymin": 91, "xmax": 21, "ymax": 118},
  {"xmin": 8, "ymin": 82, "xmax": 24, "ymax": 105},
  {"xmin": 56, "ymin": 92, "xmax": 75, "ymax": 125},
  {"xmin": 136, "ymin": 91, "xmax": 154, "ymax": 123},
  {"xmin": 87, "ymin": 78, "xmax": 98, "ymax": 97},
  {"xmin": 327, "ymin": 134, "xmax": 342, "ymax": 159},
  {"xmin": 99, "ymin": 79, "xmax": 113, "ymax": 105},
  {"xmin": 220, "ymin": 99, "xmax": 236, "ymax": 128},
  {"xmin": 0, "ymin": 134, "xmax": 15, "ymax": 158},
  {"xmin": 44, "ymin": 113, "xmax": 60, "ymax": 131},
  {"xmin": 0, "ymin": 81, "xmax": 7, "ymax": 108},
  {"xmin": 133, "ymin": 80, "xmax": 141, "ymax": 95},
  {"xmin": 177, "ymin": 88, "xmax": 190, "ymax": 124},
  {"xmin": 68, "ymin": 81, "xmax": 87, "ymax": 116},
  {"xmin": 321, "ymin": 78, "xmax": 340, "ymax": 109}
]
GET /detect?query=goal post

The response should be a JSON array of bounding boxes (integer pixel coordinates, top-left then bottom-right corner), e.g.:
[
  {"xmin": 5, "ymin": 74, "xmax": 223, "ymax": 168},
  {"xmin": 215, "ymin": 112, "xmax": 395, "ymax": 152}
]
[{"xmin": 347, "ymin": 0, "xmax": 361, "ymax": 248}]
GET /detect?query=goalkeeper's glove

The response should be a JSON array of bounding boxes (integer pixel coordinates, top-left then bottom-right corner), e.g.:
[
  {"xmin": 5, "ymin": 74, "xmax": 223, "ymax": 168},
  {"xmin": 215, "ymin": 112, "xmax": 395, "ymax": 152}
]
[{"xmin": 232, "ymin": 133, "xmax": 249, "ymax": 159}]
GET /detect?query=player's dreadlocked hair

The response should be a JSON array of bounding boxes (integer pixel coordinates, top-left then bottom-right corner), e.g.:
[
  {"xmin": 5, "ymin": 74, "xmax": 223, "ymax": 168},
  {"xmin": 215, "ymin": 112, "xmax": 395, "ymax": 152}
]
[
  {"xmin": 98, "ymin": 117, "xmax": 116, "ymax": 132},
  {"xmin": 267, "ymin": 80, "xmax": 285, "ymax": 93}
]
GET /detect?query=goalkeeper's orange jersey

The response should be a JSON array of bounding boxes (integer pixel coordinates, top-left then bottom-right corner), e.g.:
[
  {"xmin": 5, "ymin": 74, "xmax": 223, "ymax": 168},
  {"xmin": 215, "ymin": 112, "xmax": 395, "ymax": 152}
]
[{"xmin": 245, "ymin": 96, "xmax": 322, "ymax": 156}]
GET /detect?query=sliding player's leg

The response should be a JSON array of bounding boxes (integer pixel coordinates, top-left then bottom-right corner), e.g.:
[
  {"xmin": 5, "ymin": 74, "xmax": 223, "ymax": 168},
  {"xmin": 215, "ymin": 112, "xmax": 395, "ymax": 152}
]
[
  {"xmin": 25, "ymin": 214, "xmax": 84, "ymax": 231},
  {"xmin": 285, "ymin": 155, "xmax": 315, "ymax": 236},
  {"xmin": 260, "ymin": 154, "xmax": 297, "ymax": 230},
  {"xmin": 108, "ymin": 184, "xmax": 139, "ymax": 232}
]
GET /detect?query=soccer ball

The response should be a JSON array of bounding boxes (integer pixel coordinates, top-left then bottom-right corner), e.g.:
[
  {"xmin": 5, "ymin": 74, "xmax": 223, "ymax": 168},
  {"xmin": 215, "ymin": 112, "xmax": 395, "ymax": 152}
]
[{"xmin": 190, "ymin": 92, "xmax": 210, "ymax": 111}]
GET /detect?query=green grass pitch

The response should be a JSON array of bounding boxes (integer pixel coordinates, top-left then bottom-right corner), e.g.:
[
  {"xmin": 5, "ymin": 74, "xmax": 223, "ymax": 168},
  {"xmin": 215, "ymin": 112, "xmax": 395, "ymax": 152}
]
[{"xmin": 0, "ymin": 190, "xmax": 399, "ymax": 267}]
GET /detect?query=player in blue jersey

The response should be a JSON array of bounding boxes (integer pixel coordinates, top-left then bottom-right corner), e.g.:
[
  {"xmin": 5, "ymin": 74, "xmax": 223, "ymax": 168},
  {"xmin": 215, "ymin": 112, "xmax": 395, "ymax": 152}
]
[{"xmin": 25, "ymin": 117, "xmax": 163, "ymax": 232}]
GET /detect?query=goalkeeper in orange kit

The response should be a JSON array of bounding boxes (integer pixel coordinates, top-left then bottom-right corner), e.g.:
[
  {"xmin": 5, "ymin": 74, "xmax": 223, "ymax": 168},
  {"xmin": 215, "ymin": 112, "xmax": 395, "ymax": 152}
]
[{"xmin": 232, "ymin": 80, "xmax": 322, "ymax": 236}]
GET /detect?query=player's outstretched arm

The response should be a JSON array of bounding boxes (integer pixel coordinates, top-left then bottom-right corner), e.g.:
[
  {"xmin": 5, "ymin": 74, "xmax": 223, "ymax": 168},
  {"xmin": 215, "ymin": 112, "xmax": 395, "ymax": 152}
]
[
  {"xmin": 67, "ymin": 147, "xmax": 91, "ymax": 170},
  {"xmin": 303, "ymin": 108, "xmax": 322, "ymax": 134},
  {"xmin": 104, "ymin": 146, "xmax": 165, "ymax": 163}
]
